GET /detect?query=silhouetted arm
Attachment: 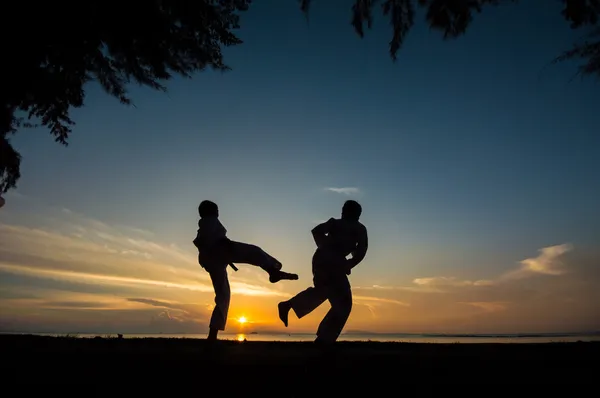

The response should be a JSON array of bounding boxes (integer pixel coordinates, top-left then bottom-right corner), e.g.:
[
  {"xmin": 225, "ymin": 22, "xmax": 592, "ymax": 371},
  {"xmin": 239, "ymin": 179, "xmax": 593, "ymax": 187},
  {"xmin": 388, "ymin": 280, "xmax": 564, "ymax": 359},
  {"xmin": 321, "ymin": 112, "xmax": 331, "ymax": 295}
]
[
  {"xmin": 347, "ymin": 225, "xmax": 368, "ymax": 270},
  {"xmin": 312, "ymin": 218, "xmax": 334, "ymax": 248}
]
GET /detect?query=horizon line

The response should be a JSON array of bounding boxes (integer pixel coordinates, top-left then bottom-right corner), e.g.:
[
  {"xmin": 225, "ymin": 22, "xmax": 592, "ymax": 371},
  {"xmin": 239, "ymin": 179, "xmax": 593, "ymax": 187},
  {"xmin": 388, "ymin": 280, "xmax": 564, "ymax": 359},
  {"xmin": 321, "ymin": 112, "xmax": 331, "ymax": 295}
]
[{"xmin": 2, "ymin": 330, "xmax": 599, "ymax": 337}]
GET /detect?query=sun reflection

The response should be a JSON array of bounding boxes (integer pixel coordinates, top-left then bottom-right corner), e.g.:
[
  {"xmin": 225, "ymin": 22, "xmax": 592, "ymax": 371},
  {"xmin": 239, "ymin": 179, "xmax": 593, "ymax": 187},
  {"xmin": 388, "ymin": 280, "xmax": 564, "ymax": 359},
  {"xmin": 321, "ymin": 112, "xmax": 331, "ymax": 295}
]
[{"xmin": 237, "ymin": 334, "xmax": 246, "ymax": 342}]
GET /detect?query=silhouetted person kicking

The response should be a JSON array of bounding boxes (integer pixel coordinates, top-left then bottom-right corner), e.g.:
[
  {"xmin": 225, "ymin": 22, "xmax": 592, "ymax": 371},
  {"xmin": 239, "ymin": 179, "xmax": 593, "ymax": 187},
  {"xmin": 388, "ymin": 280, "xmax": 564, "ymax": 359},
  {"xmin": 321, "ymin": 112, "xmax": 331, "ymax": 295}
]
[
  {"xmin": 278, "ymin": 200, "xmax": 368, "ymax": 344},
  {"xmin": 193, "ymin": 200, "xmax": 298, "ymax": 341}
]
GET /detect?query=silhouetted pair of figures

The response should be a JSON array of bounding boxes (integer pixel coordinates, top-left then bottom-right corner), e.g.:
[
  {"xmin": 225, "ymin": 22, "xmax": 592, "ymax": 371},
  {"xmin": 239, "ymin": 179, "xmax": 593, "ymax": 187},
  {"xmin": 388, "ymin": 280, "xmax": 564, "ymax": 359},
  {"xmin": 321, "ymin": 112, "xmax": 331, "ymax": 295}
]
[{"xmin": 193, "ymin": 200, "xmax": 368, "ymax": 344}]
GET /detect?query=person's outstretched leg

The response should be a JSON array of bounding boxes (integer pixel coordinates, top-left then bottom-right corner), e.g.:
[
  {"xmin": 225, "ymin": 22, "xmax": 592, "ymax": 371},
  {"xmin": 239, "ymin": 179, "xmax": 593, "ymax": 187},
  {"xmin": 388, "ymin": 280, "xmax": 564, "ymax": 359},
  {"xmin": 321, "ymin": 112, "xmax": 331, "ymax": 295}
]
[
  {"xmin": 227, "ymin": 240, "xmax": 298, "ymax": 283},
  {"xmin": 278, "ymin": 282, "xmax": 327, "ymax": 327},
  {"xmin": 268, "ymin": 269, "xmax": 298, "ymax": 283},
  {"xmin": 315, "ymin": 276, "xmax": 352, "ymax": 344},
  {"xmin": 207, "ymin": 264, "xmax": 230, "ymax": 341}
]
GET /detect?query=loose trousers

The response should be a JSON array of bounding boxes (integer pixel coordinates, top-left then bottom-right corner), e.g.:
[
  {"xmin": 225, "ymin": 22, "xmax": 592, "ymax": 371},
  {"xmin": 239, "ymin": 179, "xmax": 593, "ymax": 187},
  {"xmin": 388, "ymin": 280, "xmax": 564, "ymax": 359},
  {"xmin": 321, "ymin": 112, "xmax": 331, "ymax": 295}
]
[
  {"xmin": 288, "ymin": 250, "xmax": 353, "ymax": 342},
  {"xmin": 202, "ymin": 240, "xmax": 281, "ymax": 331}
]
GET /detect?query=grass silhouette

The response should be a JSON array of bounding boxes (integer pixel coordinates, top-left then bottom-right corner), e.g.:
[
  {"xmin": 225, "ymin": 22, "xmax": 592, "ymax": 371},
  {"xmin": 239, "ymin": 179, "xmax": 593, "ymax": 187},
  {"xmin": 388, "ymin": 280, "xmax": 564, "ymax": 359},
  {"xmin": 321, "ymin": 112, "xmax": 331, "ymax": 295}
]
[{"xmin": 1, "ymin": 334, "xmax": 597, "ymax": 391}]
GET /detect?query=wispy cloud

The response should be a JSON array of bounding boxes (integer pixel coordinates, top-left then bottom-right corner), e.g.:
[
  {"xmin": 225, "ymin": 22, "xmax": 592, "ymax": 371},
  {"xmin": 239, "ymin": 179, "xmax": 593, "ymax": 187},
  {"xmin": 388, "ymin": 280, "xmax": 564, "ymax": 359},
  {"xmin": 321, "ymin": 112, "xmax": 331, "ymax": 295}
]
[
  {"xmin": 125, "ymin": 298, "xmax": 210, "ymax": 324},
  {"xmin": 355, "ymin": 278, "xmax": 493, "ymax": 294},
  {"xmin": 0, "ymin": 202, "xmax": 290, "ymax": 299},
  {"xmin": 413, "ymin": 277, "xmax": 494, "ymax": 288},
  {"xmin": 354, "ymin": 295, "xmax": 409, "ymax": 306},
  {"xmin": 349, "ymin": 242, "xmax": 600, "ymax": 332},
  {"xmin": 394, "ymin": 244, "xmax": 574, "ymax": 294},
  {"xmin": 499, "ymin": 243, "xmax": 573, "ymax": 281},
  {"xmin": 352, "ymin": 295, "xmax": 409, "ymax": 320},
  {"xmin": 459, "ymin": 301, "xmax": 509, "ymax": 313},
  {"xmin": 324, "ymin": 187, "xmax": 360, "ymax": 195},
  {"xmin": 0, "ymin": 283, "xmax": 213, "ymax": 334},
  {"xmin": 0, "ymin": 262, "xmax": 288, "ymax": 298}
]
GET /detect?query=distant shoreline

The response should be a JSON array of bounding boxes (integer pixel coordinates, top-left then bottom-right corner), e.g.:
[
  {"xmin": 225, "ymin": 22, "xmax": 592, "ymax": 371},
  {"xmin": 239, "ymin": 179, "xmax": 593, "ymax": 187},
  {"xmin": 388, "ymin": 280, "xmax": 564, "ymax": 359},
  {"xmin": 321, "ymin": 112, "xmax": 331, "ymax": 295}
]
[
  {"xmin": 2, "ymin": 330, "xmax": 599, "ymax": 344},
  {"xmin": 2, "ymin": 330, "xmax": 598, "ymax": 338},
  {"xmin": 2, "ymin": 330, "xmax": 598, "ymax": 337}
]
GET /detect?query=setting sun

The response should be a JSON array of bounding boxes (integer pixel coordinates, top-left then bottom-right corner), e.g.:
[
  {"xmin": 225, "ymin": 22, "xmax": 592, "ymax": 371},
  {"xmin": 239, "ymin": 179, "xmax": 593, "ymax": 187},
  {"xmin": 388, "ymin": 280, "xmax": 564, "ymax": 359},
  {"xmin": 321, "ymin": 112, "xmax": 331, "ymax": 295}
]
[{"xmin": 238, "ymin": 316, "xmax": 247, "ymax": 324}]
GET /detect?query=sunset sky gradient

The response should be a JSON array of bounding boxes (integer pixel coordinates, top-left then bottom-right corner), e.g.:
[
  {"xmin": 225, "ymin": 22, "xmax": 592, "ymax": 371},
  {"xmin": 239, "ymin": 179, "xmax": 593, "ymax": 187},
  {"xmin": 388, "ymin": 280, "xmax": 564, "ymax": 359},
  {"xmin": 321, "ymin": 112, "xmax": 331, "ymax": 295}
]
[{"xmin": 1, "ymin": 0, "xmax": 599, "ymax": 335}]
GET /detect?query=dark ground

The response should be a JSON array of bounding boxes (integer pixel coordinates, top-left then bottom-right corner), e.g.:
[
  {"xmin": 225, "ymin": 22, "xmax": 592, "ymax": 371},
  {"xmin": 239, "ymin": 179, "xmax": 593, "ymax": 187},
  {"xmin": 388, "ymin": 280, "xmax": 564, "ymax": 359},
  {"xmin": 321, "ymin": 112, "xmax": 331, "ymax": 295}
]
[{"xmin": 1, "ymin": 334, "xmax": 598, "ymax": 394}]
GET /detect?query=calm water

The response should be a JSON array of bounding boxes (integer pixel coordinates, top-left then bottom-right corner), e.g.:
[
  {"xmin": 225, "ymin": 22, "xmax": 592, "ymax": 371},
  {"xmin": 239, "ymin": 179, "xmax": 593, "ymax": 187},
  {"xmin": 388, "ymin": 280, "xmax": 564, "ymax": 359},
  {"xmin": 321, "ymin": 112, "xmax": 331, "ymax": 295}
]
[{"xmin": 9, "ymin": 332, "xmax": 600, "ymax": 344}]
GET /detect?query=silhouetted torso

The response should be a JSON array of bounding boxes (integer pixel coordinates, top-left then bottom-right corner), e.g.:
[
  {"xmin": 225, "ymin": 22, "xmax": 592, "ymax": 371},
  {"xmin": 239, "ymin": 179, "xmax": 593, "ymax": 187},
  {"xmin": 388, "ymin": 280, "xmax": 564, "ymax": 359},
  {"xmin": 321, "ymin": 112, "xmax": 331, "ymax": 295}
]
[
  {"xmin": 313, "ymin": 218, "xmax": 366, "ymax": 277},
  {"xmin": 195, "ymin": 216, "xmax": 227, "ymax": 251},
  {"xmin": 320, "ymin": 218, "xmax": 364, "ymax": 257}
]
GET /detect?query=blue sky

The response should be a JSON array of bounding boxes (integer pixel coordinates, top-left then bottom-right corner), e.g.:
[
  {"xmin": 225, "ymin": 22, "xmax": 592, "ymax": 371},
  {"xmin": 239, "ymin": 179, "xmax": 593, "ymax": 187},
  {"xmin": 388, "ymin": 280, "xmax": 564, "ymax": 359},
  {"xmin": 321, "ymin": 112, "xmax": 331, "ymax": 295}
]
[{"xmin": 1, "ymin": 0, "xmax": 599, "ymax": 334}]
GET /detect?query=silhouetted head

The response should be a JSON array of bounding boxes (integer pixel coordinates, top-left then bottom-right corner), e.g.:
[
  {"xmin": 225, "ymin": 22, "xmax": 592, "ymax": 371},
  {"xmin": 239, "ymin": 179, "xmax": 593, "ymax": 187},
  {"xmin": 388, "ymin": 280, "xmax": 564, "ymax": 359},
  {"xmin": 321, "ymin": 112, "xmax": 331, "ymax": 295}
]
[
  {"xmin": 341, "ymin": 200, "xmax": 362, "ymax": 221},
  {"xmin": 198, "ymin": 200, "xmax": 219, "ymax": 218}
]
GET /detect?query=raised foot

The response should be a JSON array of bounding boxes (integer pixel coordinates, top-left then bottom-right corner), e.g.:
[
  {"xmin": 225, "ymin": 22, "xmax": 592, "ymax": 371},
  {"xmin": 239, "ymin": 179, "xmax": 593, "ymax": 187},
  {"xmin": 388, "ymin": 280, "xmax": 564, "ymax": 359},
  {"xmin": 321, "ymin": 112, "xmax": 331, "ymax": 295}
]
[
  {"xmin": 269, "ymin": 270, "xmax": 298, "ymax": 284},
  {"xmin": 278, "ymin": 301, "xmax": 290, "ymax": 327}
]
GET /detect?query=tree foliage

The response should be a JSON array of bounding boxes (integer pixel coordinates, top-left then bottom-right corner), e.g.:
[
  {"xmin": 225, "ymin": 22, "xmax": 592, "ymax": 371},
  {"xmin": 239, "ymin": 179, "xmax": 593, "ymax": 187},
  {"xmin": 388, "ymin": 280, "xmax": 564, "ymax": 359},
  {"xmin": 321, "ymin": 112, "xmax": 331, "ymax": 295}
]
[
  {"xmin": 0, "ymin": 0, "xmax": 251, "ymax": 193},
  {"xmin": 300, "ymin": 0, "xmax": 600, "ymax": 73},
  {"xmin": 1, "ymin": 0, "xmax": 598, "ymax": 194}
]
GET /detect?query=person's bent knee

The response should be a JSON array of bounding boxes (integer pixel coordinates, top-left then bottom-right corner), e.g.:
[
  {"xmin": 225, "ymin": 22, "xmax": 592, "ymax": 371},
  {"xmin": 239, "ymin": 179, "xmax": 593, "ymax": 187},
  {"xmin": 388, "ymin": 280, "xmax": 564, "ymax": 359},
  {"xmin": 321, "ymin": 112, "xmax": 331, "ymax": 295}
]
[
  {"xmin": 333, "ymin": 302, "xmax": 352, "ymax": 319},
  {"xmin": 340, "ymin": 307, "xmax": 352, "ymax": 320},
  {"xmin": 214, "ymin": 291, "xmax": 230, "ymax": 305},
  {"xmin": 215, "ymin": 295, "xmax": 230, "ymax": 307}
]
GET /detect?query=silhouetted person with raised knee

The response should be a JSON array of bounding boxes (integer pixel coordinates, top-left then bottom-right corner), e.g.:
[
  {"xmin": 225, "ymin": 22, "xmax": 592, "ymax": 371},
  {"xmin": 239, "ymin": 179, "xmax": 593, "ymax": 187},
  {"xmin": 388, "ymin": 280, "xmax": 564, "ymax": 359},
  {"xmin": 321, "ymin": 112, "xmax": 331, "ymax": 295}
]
[
  {"xmin": 193, "ymin": 200, "xmax": 298, "ymax": 341},
  {"xmin": 278, "ymin": 200, "xmax": 368, "ymax": 344}
]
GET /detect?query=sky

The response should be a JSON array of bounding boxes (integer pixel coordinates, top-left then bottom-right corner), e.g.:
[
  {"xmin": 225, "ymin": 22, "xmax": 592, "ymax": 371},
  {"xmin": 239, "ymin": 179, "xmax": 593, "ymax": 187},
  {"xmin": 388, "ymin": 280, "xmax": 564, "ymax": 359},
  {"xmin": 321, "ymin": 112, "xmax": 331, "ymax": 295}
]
[{"xmin": 1, "ymin": 0, "xmax": 599, "ymax": 335}]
